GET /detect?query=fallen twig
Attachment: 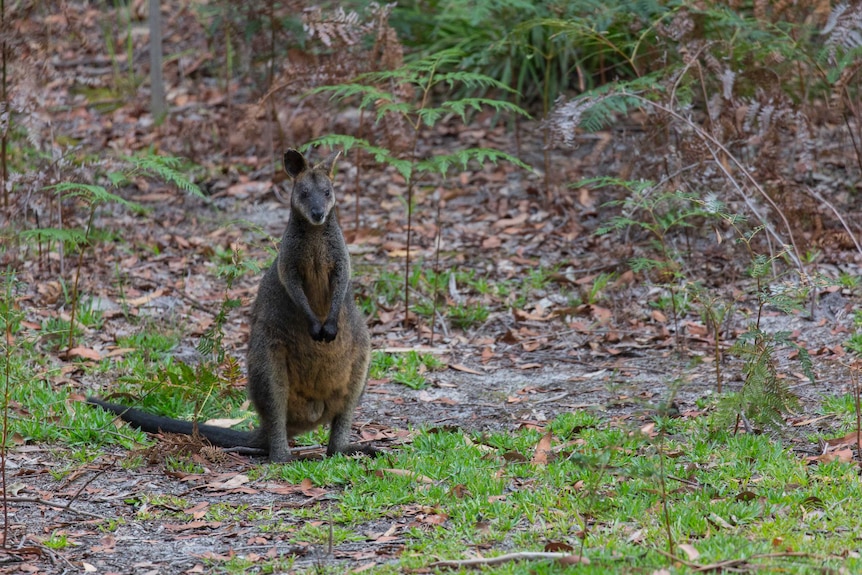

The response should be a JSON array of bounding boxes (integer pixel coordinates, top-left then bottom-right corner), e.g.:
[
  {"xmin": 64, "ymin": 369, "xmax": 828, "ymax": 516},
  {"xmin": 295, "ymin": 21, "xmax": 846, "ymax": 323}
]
[
  {"xmin": 654, "ymin": 547, "xmax": 822, "ymax": 572},
  {"xmin": 5, "ymin": 497, "xmax": 103, "ymax": 520},
  {"xmin": 427, "ymin": 552, "xmax": 588, "ymax": 569}
]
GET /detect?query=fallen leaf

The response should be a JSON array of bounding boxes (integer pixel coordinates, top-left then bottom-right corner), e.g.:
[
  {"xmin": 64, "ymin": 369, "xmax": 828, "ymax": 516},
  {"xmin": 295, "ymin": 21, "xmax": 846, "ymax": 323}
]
[
  {"xmin": 183, "ymin": 501, "xmax": 210, "ymax": 520},
  {"xmin": 482, "ymin": 235, "xmax": 502, "ymax": 249},
  {"xmin": 299, "ymin": 478, "xmax": 328, "ymax": 497},
  {"xmin": 517, "ymin": 363, "xmax": 543, "ymax": 370},
  {"xmin": 678, "ymin": 543, "xmax": 700, "ymax": 561},
  {"xmin": 450, "ymin": 364, "xmax": 482, "ymax": 375},
  {"xmin": 419, "ymin": 513, "xmax": 448, "ymax": 526},
  {"xmin": 104, "ymin": 347, "xmax": 136, "ymax": 358},
  {"xmin": 806, "ymin": 448, "xmax": 854, "ymax": 464},
  {"xmin": 66, "ymin": 346, "xmax": 101, "ymax": 361},
  {"xmin": 591, "ymin": 306, "xmax": 612, "ymax": 323},
  {"xmin": 735, "ymin": 490, "xmax": 757, "ymax": 502},
  {"xmin": 825, "ymin": 430, "xmax": 862, "ymax": 448},
  {"xmin": 449, "ymin": 484, "xmax": 471, "ymax": 499},
  {"xmin": 545, "ymin": 541, "xmax": 574, "ymax": 552},
  {"xmin": 513, "ymin": 308, "xmax": 552, "ymax": 322},
  {"xmin": 492, "ymin": 212, "xmax": 529, "ymax": 229},
  {"xmin": 502, "ymin": 450, "xmax": 528, "ymax": 463},
  {"xmin": 638, "ymin": 422, "xmax": 657, "ymax": 437},
  {"xmin": 531, "ymin": 431, "xmax": 553, "ymax": 465},
  {"xmin": 126, "ymin": 288, "xmax": 165, "ymax": 307},
  {"xmin": 685, "ymin": 322, "xmax": 709, "ymax": 337},
  {"xmin": 577, "ymin": 187, "xmax": 595, "ymax": 209},
  {"xmin": 207, "ymin": 473, "xmax": 250, "ymax": 490},
  {"xmin": 194, "ymin": 551, "xmax": 234, "ymax": 562},
  {"xmin": 707, "ymin": 512, "xmax": 733, "ymax": 530}
]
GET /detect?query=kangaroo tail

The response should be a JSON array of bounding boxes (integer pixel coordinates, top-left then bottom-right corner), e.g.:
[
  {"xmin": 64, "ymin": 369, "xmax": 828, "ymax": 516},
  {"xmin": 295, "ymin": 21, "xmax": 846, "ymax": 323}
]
[{"xmin": 87, "ymin": 397, "xmax": 266, "ymax": 450}]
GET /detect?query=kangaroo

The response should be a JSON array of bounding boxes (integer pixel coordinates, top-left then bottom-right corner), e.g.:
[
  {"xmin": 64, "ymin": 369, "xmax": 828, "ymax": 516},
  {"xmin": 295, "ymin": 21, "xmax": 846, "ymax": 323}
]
[{"xmin": 89, "ymin": 148, "xmax": 374, "ymax": 462}]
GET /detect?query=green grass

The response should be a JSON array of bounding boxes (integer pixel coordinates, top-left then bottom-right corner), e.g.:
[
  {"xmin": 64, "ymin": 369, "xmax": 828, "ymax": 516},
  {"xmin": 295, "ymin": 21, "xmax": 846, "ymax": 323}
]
[
  {"xmin": 4, "ymin": 263, "xmax": 861, "ymax": 574},
  {"xmin": 7, "ymin": 320, "xmax": 862, "ymax": 575},
  {"xmin": 449, "ymin": 301, "xmax": 490, "ymax": 328},
  {"xmin": 3, "ymin": 348, "xmax": 147, "ymax": 448},
  {"xmin": 360, "ymin": 262, "xmax": 571, "ymax": 332},
  {"xmin": 370, "ymin": 350, "xmax": 445, "ymax": 390},
  {"xmin": 838, "ymin": 272, "xmax": 860, "ymax": 290},
  {"xmin": 244, "ymin": 415, "xmax": 862, "ymax": 574}
]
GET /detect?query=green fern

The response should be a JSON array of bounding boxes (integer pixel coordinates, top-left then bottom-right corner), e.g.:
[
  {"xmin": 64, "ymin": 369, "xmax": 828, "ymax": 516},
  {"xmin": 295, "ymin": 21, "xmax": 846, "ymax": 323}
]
[
  {"xmin": 121, "ymin": 152, "xmax": 204, "ymax": 198},
  {"xmin": 20, "ymin": 227, "xmax": 88, "ymax": 248},
  {"xmin": 716, "ymin": 327, "xmax": 809, "ymax": 432},
  {"xmin": 307, "ymin": 48, "xmax": 531, "ymax": 331}
]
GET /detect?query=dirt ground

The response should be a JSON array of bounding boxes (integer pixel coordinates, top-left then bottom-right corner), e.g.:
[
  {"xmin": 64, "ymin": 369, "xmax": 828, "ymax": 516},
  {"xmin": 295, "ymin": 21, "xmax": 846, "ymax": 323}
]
[{"xmin": 6, "ymin": 340, "xmax": 861, "ymax": 574}]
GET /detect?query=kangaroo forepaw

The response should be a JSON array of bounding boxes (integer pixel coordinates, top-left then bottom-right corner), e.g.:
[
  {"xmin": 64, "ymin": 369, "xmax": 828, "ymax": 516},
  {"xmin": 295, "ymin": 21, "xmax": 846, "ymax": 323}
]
[
  {"xmin": 318, "ymin": 320, "xmax": 338, "ymax": 342},
  {"xmin": 310, "ymin": 319, "xmax": 337, "ymax": 342}
]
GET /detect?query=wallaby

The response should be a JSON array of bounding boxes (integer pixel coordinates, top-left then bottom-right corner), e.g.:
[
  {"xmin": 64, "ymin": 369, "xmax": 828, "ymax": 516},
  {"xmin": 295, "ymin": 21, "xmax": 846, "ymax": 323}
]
[{"xmin": 89, "ymin": 148, "xmax": 374, "ymax": 462}]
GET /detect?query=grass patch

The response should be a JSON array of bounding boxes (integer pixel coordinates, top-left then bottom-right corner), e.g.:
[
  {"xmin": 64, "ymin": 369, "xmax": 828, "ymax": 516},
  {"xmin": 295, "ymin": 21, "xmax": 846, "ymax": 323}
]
[
  {"xmin": 358, "ymin": 263, "xmax": 575, "ymax": 331},
  {"xmin": 370, "ymin": 350, "xmax": 445, "ymax": 390},
  {"xmin": 231, "ymin": 413, "xmax": 862, "ymax": 574},
  {"xmin": 7, "ymin": 326, "xmax": 862, "ymax": 575},
  {"xmin": 238, "ymin": 411, "xmax": 862, "ymax": 573}
]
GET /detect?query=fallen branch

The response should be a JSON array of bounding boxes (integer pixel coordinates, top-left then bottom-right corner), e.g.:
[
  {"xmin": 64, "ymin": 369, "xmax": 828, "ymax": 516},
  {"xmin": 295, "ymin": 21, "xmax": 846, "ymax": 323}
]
[
  {"xmin": 654, "ymin": 547, "xmax": 822, "ymax": 572},
  {"xmin": 428, "ymin": 552, "xmax": 588, "ymax": 569},
  {"xmin": 5, "ymin": 497, "xmax": 103, "ymax": 520}
]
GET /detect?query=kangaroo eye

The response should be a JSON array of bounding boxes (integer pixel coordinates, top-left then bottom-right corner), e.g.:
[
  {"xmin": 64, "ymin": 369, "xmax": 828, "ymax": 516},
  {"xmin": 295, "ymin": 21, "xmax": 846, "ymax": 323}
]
[{"xmin": 324, "ymin": 189, "xmax": 331, "ymax": 197}]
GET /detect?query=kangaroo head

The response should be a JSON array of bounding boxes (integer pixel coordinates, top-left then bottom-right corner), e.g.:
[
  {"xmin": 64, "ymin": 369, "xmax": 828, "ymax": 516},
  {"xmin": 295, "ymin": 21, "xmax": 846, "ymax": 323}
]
[{"xmin": 283, "ymin": 148, "xmax": 341, "ymax": 226}]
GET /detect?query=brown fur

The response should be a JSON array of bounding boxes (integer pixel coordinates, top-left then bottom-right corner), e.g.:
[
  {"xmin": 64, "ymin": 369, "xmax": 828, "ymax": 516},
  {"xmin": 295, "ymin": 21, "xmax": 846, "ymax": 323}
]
[{"xmin": 89, "ymin": 148, "xmax": 373, "ymax": 462}]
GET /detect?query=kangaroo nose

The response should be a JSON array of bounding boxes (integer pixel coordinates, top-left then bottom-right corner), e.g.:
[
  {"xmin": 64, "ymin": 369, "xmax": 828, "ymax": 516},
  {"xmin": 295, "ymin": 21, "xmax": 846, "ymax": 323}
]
[{"xmin": 311, "ymin": 208, "xmax": 325, "ymax": 223}]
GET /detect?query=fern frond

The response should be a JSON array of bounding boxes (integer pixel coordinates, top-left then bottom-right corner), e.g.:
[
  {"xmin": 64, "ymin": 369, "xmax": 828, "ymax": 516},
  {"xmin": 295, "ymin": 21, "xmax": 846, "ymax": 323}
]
[
  {"xmin": 748, "ymin": 253, "xmax": 771, "ymax": 279},
  {"xmin": 822, "ymin": 2, "xmax": 862, "ymax": 60},
  {"xmin": 456, "ymin": 148, "xmax": 531, "ymax": 171},
  {"xmin": 309, "ymin": 82, "xmax": 396, "ymax": 107},
  {"xmin": 48, "ymin": 182, "xmax": 143, "ymax": 213},
  {"xmin": 550, "ymin": 91, "xmax": 646, "ymax": 144},
  {"xmin": 417, "ymin": 148, "xmax": 531, "ymax": 176},
  {"xmin": 20, "ymin": 227, "xmax": 88, "ymax": 247},
  {"xmin": 629, "ymin": 257, "xmax": 671, "ymax": 273},
  {"xmin": 430, "ymin": 71, "xmax": 516, "ymax": 93},
  {"xmin": 439, "ymin": 98, "xmax": 530, "ymax": 122},
  {"xmin": 124, "ymin": 153, "xmax": 203, "ymax": 198},
  {"xmin": 307, "ymin": 134, "xmax": 414, "ymax": 180},
  {"xmin": 374, "ymin": 101, "xmax": 413, "ymax": 122},
  {"xmin": 596, "ymin": 215, "xmax": 638, "ymax": 235},
  {"xmin": 790, "ymin": 342, "xmax": 815, "ymax": 384}
]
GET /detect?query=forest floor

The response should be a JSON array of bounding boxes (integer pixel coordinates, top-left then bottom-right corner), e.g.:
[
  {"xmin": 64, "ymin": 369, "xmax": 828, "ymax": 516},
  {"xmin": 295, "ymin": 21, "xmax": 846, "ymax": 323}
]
[{"xmin": 4, "ymin": 2, "xmax": 862, "ymax": 574}]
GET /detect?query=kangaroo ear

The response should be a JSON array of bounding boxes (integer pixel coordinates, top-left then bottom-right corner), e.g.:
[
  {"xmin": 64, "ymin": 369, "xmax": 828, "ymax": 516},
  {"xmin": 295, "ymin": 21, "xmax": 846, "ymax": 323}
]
[
  {"xmin": 283, "ymin": 149, "xmax": 308, "ymax": 179},
  {"xmin": 317, "ymin": 149, "xmax": 342, "ymax": 178}
]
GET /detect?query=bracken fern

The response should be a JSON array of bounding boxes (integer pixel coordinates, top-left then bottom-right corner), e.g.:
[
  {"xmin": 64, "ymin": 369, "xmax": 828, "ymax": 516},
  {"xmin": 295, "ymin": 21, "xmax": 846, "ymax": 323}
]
[{"xmin": 309, "ymin": 48, "xmax": 529, "ymax": 334}]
